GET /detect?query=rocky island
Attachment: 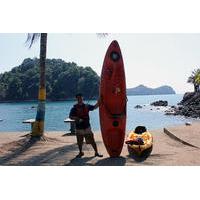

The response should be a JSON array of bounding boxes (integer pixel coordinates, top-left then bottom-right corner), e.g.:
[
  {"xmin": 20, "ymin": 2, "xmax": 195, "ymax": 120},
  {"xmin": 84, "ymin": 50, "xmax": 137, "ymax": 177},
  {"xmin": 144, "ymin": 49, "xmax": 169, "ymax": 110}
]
[{"xmin": 127, "ymin": 85, "xmax": 176, "ymax": 96}]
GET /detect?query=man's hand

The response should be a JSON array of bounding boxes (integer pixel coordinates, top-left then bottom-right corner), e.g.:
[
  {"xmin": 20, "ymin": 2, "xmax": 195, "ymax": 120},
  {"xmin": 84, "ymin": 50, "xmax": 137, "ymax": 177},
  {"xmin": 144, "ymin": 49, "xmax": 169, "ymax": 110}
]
[
  {"xmin": 70, "ymin": 116, "xmax": 79, "ymax": 121},
  {"xmin": 93, "ymin": 99, "xmax": 100, "ymax": 109},
  {"xmin": 98, "ymin": 97, "xmax": 102, "ymax": 105},
  {"xmin": 78, "ymin": 118, "xmax": 83, "ymax": 123}
]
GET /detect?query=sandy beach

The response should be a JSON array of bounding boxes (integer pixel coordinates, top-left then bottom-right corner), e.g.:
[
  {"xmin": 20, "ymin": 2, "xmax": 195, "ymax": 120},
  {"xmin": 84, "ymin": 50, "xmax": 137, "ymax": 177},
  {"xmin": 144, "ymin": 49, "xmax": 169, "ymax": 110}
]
[{"xmin": 0, "ymin": 122, "xmax": 200, "ymax": 166}]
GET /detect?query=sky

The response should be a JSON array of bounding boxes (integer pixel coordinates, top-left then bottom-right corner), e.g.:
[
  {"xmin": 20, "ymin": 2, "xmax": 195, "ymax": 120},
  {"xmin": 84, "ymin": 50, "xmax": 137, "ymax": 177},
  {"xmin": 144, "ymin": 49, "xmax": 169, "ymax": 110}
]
[{"xmin": 0, "ymin": 33, "xmax": 200, "ymax": 94}]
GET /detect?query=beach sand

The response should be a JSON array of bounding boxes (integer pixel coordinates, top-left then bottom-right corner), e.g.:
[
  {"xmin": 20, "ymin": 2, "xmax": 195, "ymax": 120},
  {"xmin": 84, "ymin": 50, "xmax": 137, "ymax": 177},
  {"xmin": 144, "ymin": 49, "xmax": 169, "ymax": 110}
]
[{"xmin": 0, "ymin": 122, "xmax": 200, "ymax": 166}]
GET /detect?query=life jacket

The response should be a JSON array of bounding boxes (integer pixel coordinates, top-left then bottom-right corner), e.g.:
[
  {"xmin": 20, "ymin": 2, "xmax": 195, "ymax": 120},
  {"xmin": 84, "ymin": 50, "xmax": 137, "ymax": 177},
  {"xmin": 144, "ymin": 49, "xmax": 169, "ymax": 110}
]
[
  {"xmin": 126, "ymin": 131, "xmax": 153, "ymax": 154},
  {"xmin": 74, "ymin": 104, "xmax": 89, "ymax": 119},
  {"xmin": 128, "ymin": 131, "xmax": 152, "ymax": 140}
]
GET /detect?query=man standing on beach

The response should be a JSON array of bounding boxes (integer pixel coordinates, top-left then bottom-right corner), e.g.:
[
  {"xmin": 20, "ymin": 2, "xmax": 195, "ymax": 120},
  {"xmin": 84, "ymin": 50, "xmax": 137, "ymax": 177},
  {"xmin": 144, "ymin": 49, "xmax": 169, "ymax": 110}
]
[{"xmin": 69, "ymin": 93, "xmax": 103, "ymax": 158}]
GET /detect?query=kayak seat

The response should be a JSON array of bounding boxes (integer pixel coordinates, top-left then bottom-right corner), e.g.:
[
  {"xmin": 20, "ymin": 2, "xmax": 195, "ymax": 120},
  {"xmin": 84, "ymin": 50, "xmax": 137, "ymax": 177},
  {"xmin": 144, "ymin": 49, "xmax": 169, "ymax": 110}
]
[{"xmin": 134, "ymin": 126, "xmax": 147, "ymax": 134}]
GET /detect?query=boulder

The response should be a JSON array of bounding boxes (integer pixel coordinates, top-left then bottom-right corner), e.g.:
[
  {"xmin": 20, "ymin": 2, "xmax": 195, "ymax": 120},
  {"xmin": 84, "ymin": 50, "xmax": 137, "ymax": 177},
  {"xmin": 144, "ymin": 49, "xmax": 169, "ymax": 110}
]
[
  {"xmin": 134, "ymin": 105, "xmax": 142, "ymax": 109},
  {"xmin": 150, "ymin": 100, "xmax": 168, "ymax": 107},
  {"xmin": 185, "ymin": 122, "xmax": 192, "ymax": 126},
  {"xmin": 179, "ymin": 92, "xmax": 200, "ymax": 106},
  {"xmin": 179, "ymin": 92, "xmax": 194, "ymax": 105}
]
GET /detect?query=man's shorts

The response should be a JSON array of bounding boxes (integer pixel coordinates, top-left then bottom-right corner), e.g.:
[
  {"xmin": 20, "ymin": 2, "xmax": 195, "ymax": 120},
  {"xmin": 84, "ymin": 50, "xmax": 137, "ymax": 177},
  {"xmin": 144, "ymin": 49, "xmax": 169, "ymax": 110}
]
[{"xmin": 76, "ymin": 127, "xmax": 95, "ymax": 144}]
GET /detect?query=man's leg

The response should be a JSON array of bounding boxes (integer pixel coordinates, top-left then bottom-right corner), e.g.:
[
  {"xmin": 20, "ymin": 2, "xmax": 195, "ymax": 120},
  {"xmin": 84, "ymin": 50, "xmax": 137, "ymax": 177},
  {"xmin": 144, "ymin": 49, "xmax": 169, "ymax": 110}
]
[
  {"xmin": 90, "ymin": 138, "xmax": 103, "ymax": 157},
  {"xmin": 76, "ymin": 134, "xmax": 84, "ymax": 157},
  {"xmin": 85, "ymin": 131, "xmax": 103, "ymax": 157}
]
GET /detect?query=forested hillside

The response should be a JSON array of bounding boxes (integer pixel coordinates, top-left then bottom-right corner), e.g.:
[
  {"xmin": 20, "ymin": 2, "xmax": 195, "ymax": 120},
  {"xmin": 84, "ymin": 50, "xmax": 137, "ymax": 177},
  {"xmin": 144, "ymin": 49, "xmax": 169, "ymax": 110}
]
[{"xmin": 0, "ymin": 58, "xmax": 100, "ymax": 101}]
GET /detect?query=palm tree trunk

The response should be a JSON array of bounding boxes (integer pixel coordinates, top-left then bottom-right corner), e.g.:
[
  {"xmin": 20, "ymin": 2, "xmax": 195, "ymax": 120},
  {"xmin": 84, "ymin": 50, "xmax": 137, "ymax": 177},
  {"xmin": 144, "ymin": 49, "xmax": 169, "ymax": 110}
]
[
  {"xmin": 194, "ymin": 84, "xmax": 198, "ymax": 93},
  {"xmin": 31, "ymin": 33, "xmax": 47, "ymax": 137}
]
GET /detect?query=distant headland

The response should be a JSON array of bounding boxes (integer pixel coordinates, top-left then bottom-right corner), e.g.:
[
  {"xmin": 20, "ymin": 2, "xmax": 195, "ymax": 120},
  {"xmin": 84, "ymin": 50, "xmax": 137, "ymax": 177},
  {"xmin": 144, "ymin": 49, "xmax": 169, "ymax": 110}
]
[{"xmin": 127, "ymin": 84, "xmax": 176, "ymax": 96}]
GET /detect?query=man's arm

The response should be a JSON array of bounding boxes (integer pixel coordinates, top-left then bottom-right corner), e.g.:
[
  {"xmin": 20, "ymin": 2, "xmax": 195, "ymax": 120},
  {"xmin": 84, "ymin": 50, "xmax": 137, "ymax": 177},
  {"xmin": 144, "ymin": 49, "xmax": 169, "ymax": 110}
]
[
  {"xmin": 70, "ymin": 116, "xmax": 79, "ymax": 121},
  {"xmin": 69, "ymin": 107, "xmax": 79, "ymax": 121},
  {"xmin": 93, "ymin": 102, "xmax": 99, "ymax": 110},
  {"xmin": 69, "ymin": 107, "xmax": 85, "ymax": 123},
  {"xmin": 93, "ymin": 98, "xmax": 101, "ymax": 110},
  {"xmin": 87, "ymin": 98, "xmax": 102, "ymax": 111}
]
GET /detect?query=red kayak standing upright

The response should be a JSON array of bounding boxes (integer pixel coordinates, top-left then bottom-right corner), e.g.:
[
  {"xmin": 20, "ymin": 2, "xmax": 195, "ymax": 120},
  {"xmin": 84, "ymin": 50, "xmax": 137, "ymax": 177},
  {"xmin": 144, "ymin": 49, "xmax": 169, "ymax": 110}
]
[{"xmin": 99, "ymin": 40, "xmax": 127, "ymax": 157}]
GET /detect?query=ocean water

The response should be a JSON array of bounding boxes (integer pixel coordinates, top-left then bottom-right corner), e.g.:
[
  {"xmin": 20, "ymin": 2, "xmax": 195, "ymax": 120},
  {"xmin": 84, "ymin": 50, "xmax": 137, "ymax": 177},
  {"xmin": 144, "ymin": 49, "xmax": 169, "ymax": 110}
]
[{"xmin": 0, "ymin": 94, "xmax": 196, "ymax": 132}]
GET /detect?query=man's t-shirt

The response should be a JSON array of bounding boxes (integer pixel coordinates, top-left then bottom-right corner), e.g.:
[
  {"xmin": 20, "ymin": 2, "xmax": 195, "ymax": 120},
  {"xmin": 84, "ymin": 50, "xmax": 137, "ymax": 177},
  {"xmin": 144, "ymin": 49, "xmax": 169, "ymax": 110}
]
[{"xmin": 69, "ymin": 103, "xmax": 95, "ymax": 129}]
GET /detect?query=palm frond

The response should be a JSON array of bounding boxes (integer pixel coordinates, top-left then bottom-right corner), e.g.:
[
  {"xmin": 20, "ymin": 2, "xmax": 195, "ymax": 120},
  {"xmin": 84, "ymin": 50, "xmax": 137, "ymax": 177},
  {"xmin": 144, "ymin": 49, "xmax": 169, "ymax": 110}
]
[
  {"xmin": 188, "ymin": 68, "xmax": 200, "ymax": 84},
  {"xmin": 26, "ymin": 33, "xmax": 41, "ymax": 48},
  {"xmin": 195, "ymin": 71, "xmax": 200, "ymax": 84}
]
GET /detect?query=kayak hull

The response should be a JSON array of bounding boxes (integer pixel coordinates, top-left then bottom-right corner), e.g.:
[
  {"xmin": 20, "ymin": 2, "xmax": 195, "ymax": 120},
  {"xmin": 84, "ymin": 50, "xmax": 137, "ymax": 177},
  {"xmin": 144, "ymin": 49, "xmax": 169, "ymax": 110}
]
[
  {"xmin": 99, "ymin": 40, "xmax": 126, "ymax": 157},
  {"xmin": 128, "ymin": 145, "xmax": 153, "ymax": 158}
]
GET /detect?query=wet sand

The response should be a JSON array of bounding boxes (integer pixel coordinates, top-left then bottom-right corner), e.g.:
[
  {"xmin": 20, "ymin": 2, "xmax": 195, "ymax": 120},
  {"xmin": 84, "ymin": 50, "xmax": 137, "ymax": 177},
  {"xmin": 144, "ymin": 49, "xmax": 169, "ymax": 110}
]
[{"xmin": 0, "ymin": 122, "xmax": 200, "ymax": 166}]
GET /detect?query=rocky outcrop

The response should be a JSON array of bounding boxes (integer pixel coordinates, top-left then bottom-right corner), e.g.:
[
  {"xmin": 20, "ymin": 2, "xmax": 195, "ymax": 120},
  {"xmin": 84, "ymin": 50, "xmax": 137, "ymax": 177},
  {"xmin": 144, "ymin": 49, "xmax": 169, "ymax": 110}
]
[
  {"xmin": 165, "ymin": 92, "xmax": 200, "ymax": 118},
  {"xmin": 150, "ymin": 100, "xmax": 168, "ymax": 107},
  {"xmin": 134, "ymin": 105, "xmax": 143, "ymax": 109}
]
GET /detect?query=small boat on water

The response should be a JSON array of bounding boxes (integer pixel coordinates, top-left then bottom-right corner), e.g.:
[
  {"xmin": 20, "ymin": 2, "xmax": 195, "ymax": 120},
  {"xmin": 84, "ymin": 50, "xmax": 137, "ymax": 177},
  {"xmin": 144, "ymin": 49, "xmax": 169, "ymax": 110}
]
[{"xmin": 0, "ymin": 119, "xmax": 3, "ymax": 122}]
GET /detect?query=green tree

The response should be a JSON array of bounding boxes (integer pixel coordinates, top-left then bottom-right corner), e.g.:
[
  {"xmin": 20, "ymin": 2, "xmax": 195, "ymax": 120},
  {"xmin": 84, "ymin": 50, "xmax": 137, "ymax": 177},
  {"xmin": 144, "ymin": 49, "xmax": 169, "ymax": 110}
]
[
  {"xmin": 194, "ymin": 71, "xmax": 200, "ymax": 88},
  {"xmin": 187, "ymin": 69, "xmax": 200, "ymax": 92},
  {"xmin": 0, "ymin": 58, "xmax": 100, "ymax": 101}
]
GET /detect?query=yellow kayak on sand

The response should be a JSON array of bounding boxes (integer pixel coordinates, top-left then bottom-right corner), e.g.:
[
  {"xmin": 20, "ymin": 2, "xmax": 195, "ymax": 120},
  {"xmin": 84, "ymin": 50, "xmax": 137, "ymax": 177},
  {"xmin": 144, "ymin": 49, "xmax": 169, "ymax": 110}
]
[{"xmin": 126, "ymin": 126, "xmax": 153, "ymax": 158}]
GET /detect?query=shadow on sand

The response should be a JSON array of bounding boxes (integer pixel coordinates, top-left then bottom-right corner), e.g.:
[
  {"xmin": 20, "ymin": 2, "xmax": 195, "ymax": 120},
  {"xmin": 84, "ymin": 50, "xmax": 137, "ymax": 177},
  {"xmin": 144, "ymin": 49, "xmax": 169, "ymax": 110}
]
[
  {"xmin": 17, "ymin": 143, "xmax": 78, "ymax": 166},
  {"xmin": 126, "ymin": 153, "xmax": 174, "ymax": 165},
  {"xmin": 65, "ymin": 156, "xmax": 95, "ymax": 166},
  {"xmin": 127, "ymin": 154, "xmax": 149, "ymax": 162},
  {"xmin": 0, "ymin": 137, "xmax": 39, "ymax": 165},
  {"xmin": 0, "ymin": 136, "xmax": 80, "ymax": 166},
  {"xmin": 95, "ymin": 156, "xmax": 126, "ymax": 166}
]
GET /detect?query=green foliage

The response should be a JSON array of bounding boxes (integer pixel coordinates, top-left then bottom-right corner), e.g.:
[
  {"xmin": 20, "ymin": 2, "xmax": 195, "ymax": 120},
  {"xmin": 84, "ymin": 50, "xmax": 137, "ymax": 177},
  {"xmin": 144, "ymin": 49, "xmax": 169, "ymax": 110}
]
[
  {"xmin": 0, "ymin": 58, "xmax": 100, "ymax": 101},
  {"xmin": 195, "ymin": 71, "xmax": 200, "ymax": 85},
  {"xmin": 187, "ymin": 69, "xmax": 200, "ymax": 83},
  {"xmin": 187, "ymin": 68, "xmax": 200, "ymax": 92}
]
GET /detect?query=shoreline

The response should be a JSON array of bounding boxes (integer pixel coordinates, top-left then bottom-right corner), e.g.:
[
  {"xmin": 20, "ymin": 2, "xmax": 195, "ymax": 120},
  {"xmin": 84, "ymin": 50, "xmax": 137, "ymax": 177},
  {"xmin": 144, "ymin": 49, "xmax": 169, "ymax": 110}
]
[
  {"xmin": 0, "ymin": 119, "xmax": 199, "ymax": 133},
  {"xmin": 0, "ymin": 93, "xmax": 182, "ymax": 104},
  {"xmin": 0, "ymin": 98, "xmax": 98, "ymax": 104}
]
